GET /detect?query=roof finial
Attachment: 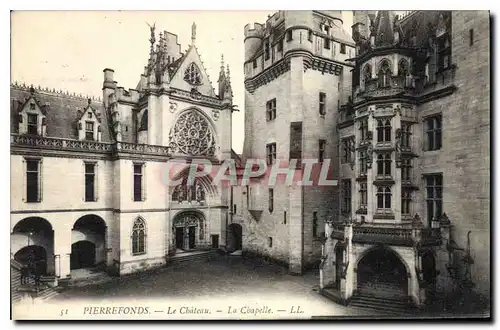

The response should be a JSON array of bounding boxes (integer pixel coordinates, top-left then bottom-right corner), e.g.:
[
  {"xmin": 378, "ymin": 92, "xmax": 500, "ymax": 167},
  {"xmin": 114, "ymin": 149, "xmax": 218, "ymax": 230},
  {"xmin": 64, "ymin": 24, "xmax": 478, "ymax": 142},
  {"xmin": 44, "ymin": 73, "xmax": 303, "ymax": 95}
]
[
  {"xmin": 147, "ymin": 22, "xmax": 156, "ymax": 48},
  {"xmin": 191, "ymin": 22, "xmax": 196, "ymax": 45},
  {"xmin": 220, "ymin": 54, "xmax": 224, "ymax": 70},
  {"xmin": 88, "ymin": 98, "xmax": 92, "ymax": 105},
  {"xmin": 226, "ymin": 64, "xmax": 230, "ymax": 82}
]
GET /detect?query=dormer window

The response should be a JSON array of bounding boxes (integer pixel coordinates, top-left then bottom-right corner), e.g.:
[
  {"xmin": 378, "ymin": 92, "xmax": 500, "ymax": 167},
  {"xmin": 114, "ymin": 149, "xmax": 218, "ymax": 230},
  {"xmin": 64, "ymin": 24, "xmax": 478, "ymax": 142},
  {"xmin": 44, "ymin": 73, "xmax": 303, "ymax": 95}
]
[
  {"xmin": 85, "ymin": 122, "xmax": 95, "ymax": 141},
  {"xmin": 27, "ymin": 114, "xmax": 38, "ymax": 135}
]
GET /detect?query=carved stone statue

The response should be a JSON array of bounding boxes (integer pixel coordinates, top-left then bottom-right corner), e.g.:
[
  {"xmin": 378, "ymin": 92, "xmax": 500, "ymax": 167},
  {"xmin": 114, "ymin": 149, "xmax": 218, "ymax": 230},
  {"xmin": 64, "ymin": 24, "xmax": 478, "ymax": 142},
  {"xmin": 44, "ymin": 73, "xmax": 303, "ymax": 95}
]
[
  {"xmin": 196, "ymin": 182, "xmax": 204, "ymax": 201},
  {"xmin": 147, "ymin": 22, "xmax": 156, "ymax": 45}
]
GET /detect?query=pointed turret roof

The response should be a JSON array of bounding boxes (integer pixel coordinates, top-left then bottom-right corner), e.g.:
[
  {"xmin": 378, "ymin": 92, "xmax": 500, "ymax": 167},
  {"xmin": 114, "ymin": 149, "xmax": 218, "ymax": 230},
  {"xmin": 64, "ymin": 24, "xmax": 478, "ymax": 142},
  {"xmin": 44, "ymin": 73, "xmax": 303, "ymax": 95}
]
[{"xmin": 372, "ymin": 10, "xmax": 396, "ymax": 47}]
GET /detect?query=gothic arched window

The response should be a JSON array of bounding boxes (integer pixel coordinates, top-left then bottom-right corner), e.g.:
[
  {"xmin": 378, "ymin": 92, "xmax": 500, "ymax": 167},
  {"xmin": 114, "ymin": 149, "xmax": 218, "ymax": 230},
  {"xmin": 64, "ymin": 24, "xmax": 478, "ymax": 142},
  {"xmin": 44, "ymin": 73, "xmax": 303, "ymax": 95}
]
[
  {"xmin": 184, "ymin": 62, "xmax": 202, "ymax": 85},
  {"xmin": 132, "ymin": 218, "xmax": 146, "ymax": 255},
  {"xmin": 398, "ymin": 59, "xmax": 409, "ymax": 76},
  {"xmin": 377, "ymin": 187, "xmax": 392, "ymax": 209},
  {"xmin": 378, "ymin": 60, "xmax": 392, "ymax": 88},
  {"xmin": 169, "ymin": 109, "xmax": 216, "ymax": 156},
  {"xmin": 377, "ymin": 119, "xmax": 391, "ymax": 142},
  {"xmin": 398, "ymin": 59, "xmax": 410, "ymax": 87},
  {"xmin": 363, "ymin": 64, "xmax": 372, "ymax": 83}
]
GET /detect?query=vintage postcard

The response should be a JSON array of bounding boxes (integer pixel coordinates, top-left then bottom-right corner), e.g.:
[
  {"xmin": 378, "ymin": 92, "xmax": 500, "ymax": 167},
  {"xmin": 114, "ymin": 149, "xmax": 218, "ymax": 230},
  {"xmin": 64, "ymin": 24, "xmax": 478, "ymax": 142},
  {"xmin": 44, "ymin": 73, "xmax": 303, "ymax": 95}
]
[{"xmin": 10, "ymin": 10, "xmax": 491, "ymax": 320}]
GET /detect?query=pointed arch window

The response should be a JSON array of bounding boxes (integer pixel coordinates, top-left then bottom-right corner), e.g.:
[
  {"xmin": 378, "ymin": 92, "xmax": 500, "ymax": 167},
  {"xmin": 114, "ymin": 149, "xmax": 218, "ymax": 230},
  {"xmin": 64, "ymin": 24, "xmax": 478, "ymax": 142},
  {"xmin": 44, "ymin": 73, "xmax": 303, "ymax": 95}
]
[
  {"xmin": 184, "ymin": 62, "xmax": 202, "ymax": 85},
  {"xmin": 377, "ymin": 119, "xmax": 391, "ymax": 142},
  {"xmin": 378, "ymin": 60, "xmax": 392, "ymax": 88},
  {"xmin": 132, "ymin": 218, "xmax": 146, "ymax": 255},
  {"xmin": 363, "ymin": 64, "xmax": 372, "ymax": 83},
  {"xmin": 398, "ymin": 59, "xmax": 410, "ymax": 87}
]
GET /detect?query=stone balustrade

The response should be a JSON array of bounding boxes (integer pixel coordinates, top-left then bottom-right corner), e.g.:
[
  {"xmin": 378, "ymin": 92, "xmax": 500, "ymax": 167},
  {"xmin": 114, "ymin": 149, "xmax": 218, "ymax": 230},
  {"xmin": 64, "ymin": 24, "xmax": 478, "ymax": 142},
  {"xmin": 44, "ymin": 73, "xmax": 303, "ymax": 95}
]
[{"xmin": 11, "ymin": 134, "xmax": 172, "ymax": 157}]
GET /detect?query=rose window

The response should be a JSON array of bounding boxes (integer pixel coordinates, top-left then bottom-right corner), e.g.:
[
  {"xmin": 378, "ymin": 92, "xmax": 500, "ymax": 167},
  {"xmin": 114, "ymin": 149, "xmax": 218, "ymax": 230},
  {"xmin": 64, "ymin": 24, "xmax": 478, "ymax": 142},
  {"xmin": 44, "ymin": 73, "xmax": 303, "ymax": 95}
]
[
  {"xmin": 169, "ymin": 110, "xmax": 216, "ymax": 156},
  {"xmin": 184, "ymin": 62, "xmax": 202, "ymax": 85}
]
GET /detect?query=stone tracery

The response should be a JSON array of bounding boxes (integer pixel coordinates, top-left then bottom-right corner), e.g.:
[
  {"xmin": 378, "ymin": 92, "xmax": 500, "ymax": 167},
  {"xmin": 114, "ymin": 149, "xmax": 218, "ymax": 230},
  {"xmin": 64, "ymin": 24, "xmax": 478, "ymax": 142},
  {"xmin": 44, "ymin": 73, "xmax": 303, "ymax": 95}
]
[{"xmin": 169, "ymin": 109, "xmax": 216, "ymax": 156}]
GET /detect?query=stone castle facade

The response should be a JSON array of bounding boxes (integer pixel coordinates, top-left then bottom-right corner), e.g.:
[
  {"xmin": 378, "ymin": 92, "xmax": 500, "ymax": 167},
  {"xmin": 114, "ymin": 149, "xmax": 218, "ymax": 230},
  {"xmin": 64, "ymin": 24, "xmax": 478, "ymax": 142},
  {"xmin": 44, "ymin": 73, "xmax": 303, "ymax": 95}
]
[
  {"xmin": 10, "ymin": 23, "xmax": 239, "ymax": 280},
  {"xmin": 237, "ymin": 10, "xmax": 490, "ymax": 307},
  {"xmin": 10, "ymin": 10, "xmax": 489, "ymax": 309}
]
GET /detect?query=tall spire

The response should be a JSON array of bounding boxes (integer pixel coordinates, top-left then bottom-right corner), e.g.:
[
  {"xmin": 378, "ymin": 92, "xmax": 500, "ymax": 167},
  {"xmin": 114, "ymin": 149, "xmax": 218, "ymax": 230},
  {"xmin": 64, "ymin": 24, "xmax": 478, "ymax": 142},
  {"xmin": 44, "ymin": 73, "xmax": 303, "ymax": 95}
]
[
  {"xmin": 191, "ymin": 22, "xmax": 197, "ymax": 45},
  {"xmin": 372, "ymin": 10, "xmax": 396, "ymax": 47},
  {"xmin": 218, "ymin": 54, "xmax": 226, "ymax": 82}
]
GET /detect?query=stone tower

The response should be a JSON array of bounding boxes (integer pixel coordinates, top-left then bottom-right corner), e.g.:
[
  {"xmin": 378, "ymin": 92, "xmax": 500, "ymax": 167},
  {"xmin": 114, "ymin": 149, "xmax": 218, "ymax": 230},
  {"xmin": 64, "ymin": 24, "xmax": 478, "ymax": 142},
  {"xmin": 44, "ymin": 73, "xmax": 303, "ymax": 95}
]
[{"xmin": 240, "ymin": 11, "xmax": 355, "ymax": 273}]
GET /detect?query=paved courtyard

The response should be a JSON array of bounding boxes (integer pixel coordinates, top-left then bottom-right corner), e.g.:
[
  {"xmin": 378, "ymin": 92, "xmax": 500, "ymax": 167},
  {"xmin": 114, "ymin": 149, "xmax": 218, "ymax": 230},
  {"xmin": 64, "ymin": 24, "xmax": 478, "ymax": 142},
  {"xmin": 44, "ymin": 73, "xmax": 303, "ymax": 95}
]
[{"xmin": 47, "ymin": 256, "xmax": 372, "ymax": 319}]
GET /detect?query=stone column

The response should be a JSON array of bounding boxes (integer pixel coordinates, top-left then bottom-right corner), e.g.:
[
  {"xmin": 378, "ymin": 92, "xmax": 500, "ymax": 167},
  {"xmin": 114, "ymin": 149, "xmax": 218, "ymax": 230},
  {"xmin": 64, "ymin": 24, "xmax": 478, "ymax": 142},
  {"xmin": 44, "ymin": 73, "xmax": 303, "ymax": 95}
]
[
  {"xmin": 342, "ymin": 223, "xmax": 354, "ymax": 301},
  {"xmin": 53, "ymin": 225, "xmax": 72, "ymax": 280},
  {"xmin": 393, "ymin": 106, "xmax": 402, "ymax": 221}
]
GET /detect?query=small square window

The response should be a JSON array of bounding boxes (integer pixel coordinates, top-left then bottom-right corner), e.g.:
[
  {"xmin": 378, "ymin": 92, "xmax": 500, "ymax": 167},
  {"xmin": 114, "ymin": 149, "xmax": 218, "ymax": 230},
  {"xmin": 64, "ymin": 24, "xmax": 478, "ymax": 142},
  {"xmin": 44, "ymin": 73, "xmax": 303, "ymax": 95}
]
[{"xmin": 340, "ymin": 43, "xmax": 346, "ymax": 54}]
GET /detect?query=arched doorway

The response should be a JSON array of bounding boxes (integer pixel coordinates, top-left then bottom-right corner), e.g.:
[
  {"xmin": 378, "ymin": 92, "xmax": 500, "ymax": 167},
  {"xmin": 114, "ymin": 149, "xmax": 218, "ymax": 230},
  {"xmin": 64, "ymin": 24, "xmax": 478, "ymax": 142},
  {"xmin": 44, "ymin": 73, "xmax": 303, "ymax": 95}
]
[
  {"xmin": 421, "ymin": 250, "xmax": 437, "ymax": 300},
  {"xmin": 227, "ymin": 223, "xmax": 242, "ymax": 252},
  {"xmin": 172, "ymin": 211, "xmax": 204, "ymax": 252},
  {"xmin": 11, "ymin": 217, "xmax": 54, "ymax": 275},
  {"xmin": 14, "ymin": 245, "xmax": 47, "ymax": 275},
  {"xmin": 357, "ymin": 246, "xmax": 408, "ymax": 297},
  {"xmin": 71, "ymin": 215, "xmax": 106, "ymax": 270},
  {"xmin": 71, "ymin": 241, "xmax": 96, "ymax": 269}
]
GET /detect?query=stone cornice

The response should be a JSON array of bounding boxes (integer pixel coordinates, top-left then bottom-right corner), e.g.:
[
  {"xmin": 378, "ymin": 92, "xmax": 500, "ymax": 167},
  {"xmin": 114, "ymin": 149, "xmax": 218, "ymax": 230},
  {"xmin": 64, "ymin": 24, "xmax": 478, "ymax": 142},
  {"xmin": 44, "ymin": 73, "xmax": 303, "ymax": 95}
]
[
  {"xmin": 244, "ymin": 51, "xmax": 352, "ymax": 93},
  {"xmin": 244, "ymin": 57, "xmax": 291, "ymax": 94}
]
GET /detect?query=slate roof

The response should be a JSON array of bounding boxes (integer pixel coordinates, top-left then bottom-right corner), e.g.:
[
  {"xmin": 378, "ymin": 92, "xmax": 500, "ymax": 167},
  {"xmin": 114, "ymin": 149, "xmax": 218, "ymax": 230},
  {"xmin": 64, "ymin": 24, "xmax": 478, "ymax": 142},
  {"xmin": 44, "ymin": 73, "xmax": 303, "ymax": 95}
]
[{"xmin": 10, "ymin": 85, "xmax": 113, "ymax": 143}]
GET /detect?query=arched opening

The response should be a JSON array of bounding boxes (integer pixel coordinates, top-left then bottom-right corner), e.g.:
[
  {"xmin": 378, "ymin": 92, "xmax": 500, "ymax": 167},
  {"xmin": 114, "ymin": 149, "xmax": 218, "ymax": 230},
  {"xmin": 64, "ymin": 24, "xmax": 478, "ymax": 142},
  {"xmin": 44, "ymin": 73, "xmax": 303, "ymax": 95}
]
[
  {"xmin": 71, "ymin": 241, "xmax": 96, "ymax": 269},
  {"xmin": 357, "ymin": 246, "xmax": 408, "ymax": 298},
  {"xmin": 14, "ymin": 245, "xmax": 47, "ymax": 275},
  {"xmin": 421, "ymin": 250, "xmax": 437, "ymax": 299},
  {"xmin": 11, "ymin": 217, "xmax": 54, "ymax": 275},
  {"xmin": 172, "ymin": 211, "xmax": 205, "ymax": 253},
  {"xmin": 71, "ymin": 215, "xmax": 106, "ymax": 270},
  {"xmin": 378, "ymin": 60, "xmax": 392, "ymax": 88},
  {"xmin": 227, "ymin": 223, "xmax": 243, "ymax": 252}
]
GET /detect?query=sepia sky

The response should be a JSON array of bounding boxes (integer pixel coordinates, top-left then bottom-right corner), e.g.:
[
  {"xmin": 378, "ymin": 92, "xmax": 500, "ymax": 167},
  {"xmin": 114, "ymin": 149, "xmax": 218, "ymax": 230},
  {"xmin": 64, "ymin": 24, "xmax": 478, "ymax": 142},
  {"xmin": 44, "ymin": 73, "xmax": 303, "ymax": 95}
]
[{"xmin": 10, "ymin": 11, "xmax": 353, "ymax": 153}]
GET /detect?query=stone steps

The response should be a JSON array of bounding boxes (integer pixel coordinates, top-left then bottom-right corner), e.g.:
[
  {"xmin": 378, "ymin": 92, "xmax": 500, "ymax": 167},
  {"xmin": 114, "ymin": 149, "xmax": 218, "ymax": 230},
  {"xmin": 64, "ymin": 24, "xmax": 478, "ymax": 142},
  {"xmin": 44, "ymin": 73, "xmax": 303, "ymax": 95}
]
[
  {"xmin": 168, "ymin": 250, "xmax": 219, "ymax": 266},
  {"xmin": 350, "ymin": 283, "xmax": 416, "ymax": 316},
  {"xmin": 11, "ymin": 265, "xmax": 61, "ymax": 303}
]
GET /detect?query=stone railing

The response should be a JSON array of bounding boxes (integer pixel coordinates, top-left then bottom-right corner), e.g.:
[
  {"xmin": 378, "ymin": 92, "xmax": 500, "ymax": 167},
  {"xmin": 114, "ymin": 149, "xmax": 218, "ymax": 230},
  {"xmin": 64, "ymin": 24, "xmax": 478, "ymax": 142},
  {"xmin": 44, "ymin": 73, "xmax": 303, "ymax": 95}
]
[
  {"xmin": 420, "ymin": 228, "xmax": 442, "ymax": 246},
  {"xmin": 352, "ymin": 226, "xmax": 413, "ymax": 246},
  {"xmin": 330, "ymin": 223, "xmax": 345, "ymax": 240},
  {"xmin": 356, "ymin": 76, "xmax": 409, "ymax": 101},
  {"xmin": 11, "ymin": 134, "xmax": 113, "ymax": 152},
  {"xmin": 114, "ymin": 141, "xmax": 171, "ymax": 156},
  {"xmin": 11, "ymin": 134, "xmax": 172, "ymax": 157}
]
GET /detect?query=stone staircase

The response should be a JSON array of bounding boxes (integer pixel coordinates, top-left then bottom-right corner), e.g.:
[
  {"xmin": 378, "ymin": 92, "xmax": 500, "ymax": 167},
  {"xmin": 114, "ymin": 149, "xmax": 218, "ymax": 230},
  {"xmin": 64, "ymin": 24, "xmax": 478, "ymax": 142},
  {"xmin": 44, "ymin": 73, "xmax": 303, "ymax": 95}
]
[
  {"xmin": 349, "ymin": 282, "xmax": 417, "ymax": 316},
  {"xmin": 11, "ymin": 260, "xmax": 62, "ymax": 304},
  {"xmin": 168, "ymin": 249, "xmax": 220, "ymax": 266}
]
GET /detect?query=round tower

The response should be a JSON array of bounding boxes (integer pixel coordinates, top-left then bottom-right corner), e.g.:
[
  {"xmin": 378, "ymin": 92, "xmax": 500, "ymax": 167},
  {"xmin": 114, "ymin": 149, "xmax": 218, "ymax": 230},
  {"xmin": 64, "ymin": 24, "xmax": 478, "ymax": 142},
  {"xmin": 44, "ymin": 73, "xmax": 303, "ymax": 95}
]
[{"xmin": 244, "ymin": 23, "xmax": 264, "ymax": 63}]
